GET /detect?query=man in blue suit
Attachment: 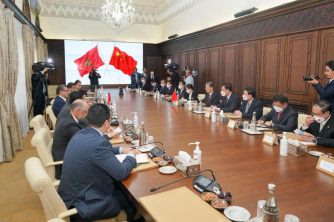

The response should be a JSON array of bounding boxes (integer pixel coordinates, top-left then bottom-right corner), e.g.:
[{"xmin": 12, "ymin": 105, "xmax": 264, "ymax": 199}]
[
  {"xmin": 212, "ymin": 83, "xmax": 240, "ymax": 112},
  {"xmin": 52, "ymin": 84, "xmax": 68, "ymax": 117},
  {"xmin": 234, "ymin": 87, "xmax": 263, "ymax": 120},
  {"xmin": 58, "ymin": 104, "xmax": 141, "ymax": 222},
  {"xmin": 130, "ymin": 67, "xmax": 142, "ymax": 89},
  {"xmin": 308, "ymin": 60, "xmax": 334, "ymax": 112}
]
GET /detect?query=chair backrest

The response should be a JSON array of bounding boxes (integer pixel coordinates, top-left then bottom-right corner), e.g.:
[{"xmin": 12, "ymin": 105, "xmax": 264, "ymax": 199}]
[
  {"xmin": 46, "ymin": 105, "xmax": 57, "ymax": 129},
  {"xmin": 30, "ymin": 115, "xmax": 50, "ymax": 133},
  {"xmin": 31, "ymin": 128, "xmax": 56, "ymax": 182},
  {"xmin": 48, "ymin": 85, "xmax": 58, "ymax": 99},
  {"xmin": 197, "ymin": 94, "xmax": 205, "ymax": 101},
  {"xmin": 50, "ymin": 99, "xmax": 55, "ymax": 106},
  {"xmin": 298, "ymin": 113, "xmax": 308, "ymax": 129},
  {"xmin": 25, "ymin": 157, "xmax": 69, "ymax": 222},
  {"xmin": 263, "ymin": 107, "xmax": 271, "ymax": 116}
]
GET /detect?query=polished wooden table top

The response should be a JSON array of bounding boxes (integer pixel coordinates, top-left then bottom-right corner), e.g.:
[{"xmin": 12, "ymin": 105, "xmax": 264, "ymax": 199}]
[{"xmin": 107, "ymin": 89, "xmax": 333, "ymax": 222}]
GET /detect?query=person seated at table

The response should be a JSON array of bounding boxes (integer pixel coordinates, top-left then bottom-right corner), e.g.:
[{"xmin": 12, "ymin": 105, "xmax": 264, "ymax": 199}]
[
  {"xmin": 186, "ymin": 84, "xmax": 199, "ymax": 102},
  {"xmin": 166, "ymin": 80, "xmax": 175, "ymax": 96},
  {"xmin": 140, "ymin": 76, "xmax": 150, "ymax": 91},
  {"xmin": 258, "ymin": 93, "xmax": 298, "ymax": 132},
  {"xmin": 151, "ymin": 80, "xmax": 161, "ymax": 92},
  {"xmin": 299, "ymin": 100, "xmax": 334, "ymax": 147},
  {"xmin": 201, "ymin": 82, "xmax": 220, "ymax": 107},
  {"xmin": 52, "ymin": 84, "xmax": 68, "ymax": 117},
  {"xmin": 57, "ymin": 91, "xmax": 86, "ymax": 125},
  {"xmin": 178, "ymin": 80, "xmax": 188, "ymax": 99},
  {"xmin": 58, "ymin": 104, "xmax": 142, "ymax": 222},
  {"xmin": 159, "ymin": 79, "xmax": 168, "ymax": 95},
  {"xmin": 234, "ymin": 87, "xmax": 263, "ymax": 119},
  {"xmin": 211, "ymin": 83, "xmax": 240, "ymax": 112}
]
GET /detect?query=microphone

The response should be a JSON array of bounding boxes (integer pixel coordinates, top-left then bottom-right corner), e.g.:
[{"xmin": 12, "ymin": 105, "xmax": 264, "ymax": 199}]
[
  {"xmin": 150, "ymin": 169, "xmax": 215, "ymax": 192},
  {"xmin": 139, "ymin": 141, "xmax": 166, "ymax": 153}
]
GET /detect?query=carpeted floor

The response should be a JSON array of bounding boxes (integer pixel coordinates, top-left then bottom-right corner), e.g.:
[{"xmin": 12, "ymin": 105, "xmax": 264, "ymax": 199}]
[{"xmin": 0, "ymin": 130, "xmax": 46, "ymax": 222}]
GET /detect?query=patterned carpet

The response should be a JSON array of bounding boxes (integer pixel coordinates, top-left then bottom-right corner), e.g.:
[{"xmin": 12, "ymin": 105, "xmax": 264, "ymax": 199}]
[{"xmin": 0, "ymin": 130, "xmax": 46, "ymax": 222}]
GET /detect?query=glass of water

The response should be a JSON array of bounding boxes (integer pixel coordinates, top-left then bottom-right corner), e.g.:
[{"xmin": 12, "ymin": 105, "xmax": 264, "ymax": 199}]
[
  {"xmin": 284, "ymin": 214, "xmax": 299, "ymax": 222},
  {"xmin": 147, "ymin": 136, "xmax": 154, "ymax": 144},
  {"xmin": 243, "ymin": 121, "xmax": 249, "ymax": 130},
  {"xmin": 257, "ymin": 200, "xmax": 266, "ymax": 218}
]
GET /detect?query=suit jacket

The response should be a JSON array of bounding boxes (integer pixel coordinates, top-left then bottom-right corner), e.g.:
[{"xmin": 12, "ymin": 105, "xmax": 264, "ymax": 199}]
[
  {"xmin": 301, "ymin": 115, "xmax": 334, "ymax": 148},
  {"xmin": 167, "ymin": 87, "xmax": 175, "ymax": 96},
  {"xmin": 152, "ymin": 84, "xmax": 161, "ymax": 92},
  {"xmin": 159, "ymin": 86, "xmax": 169, "ymax": 95},
  {"xmin": 260, "ymin": 105, "xmax": 298, "ymax": 132},
  {"xmin": 314, "ymin": 81, "xmax": 334, "ymax": 112},
  {"xmin": 239, "ymin": 98, "xmax": 263, "ymax": 120},
  {"xmin": 57, "ymin": 102, "xmax": 71, "ymax": 123},
  {"xmin": 141, "ymin": 82, "xmax": 151, "ymax": 91},
  {"xmin": 130, "ymin": 72, "xmax": 141, "ymax": 89},
  {"xmin": 88, "ymin": 72, "xmax": 101, "ymax": 85},
  {"xmin": 218, "ymin": 92, "xmax": 241, "ymax": 112},
  {"xmin": 201, "ymin": 91, "xmax": 220, "ymax": 107},
  {"xmin": 178, "ymin": 88, "xmax": 188, "ymax": 99},
  {"xmin": 147, "ymin": 74, "xmax": 160, "ymax": 84},
  {"xmin": 187, "ymin": 91, "xmax": 199, "ymax": 102},
  {"xmin": 52, "ymin": 96, "xmax": 66, "ymax": 117},
  {"xmin": 58, "ymin": 127, "xmax": 136, "ymax": 220},
  {"xmin": 31, "ymin": 73, "xmax": 50, "ymax": 98},
  {"xmin": 170, "ymin": 72, "xmax": 180, "ymax": 91},
  {"xmin": 52, "ymin": 112, "xmax": 85, "ymax": 179}
]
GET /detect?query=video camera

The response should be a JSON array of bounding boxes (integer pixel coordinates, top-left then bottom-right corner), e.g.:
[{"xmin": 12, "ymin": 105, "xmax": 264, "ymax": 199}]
[
  {"xmin": 32, "ymin": 61, "xmax": 57, "ymax": 73},
  {"xmin": 164, "ymin": 63, "xmax": 179, "ymax": 71},
  {"xmin": 180, "ymin": 65, "xmax": 198, "ymax": 77}
]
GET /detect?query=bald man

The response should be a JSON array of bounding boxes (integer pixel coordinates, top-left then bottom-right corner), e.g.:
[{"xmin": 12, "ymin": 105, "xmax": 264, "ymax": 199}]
[{"xmin": 52, "ymin": 100, "xmax": 89, "ymax": 180}]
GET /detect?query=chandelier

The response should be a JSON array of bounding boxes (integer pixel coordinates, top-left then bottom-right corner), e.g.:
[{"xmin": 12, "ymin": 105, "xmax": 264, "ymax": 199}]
[{"xmin": 101, "ymin": 0, "xmax": 136, "ymax": 32}]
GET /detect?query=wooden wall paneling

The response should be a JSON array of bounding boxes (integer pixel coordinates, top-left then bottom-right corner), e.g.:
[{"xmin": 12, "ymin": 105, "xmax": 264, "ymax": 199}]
[
  {"xmin": 259, "ymin": 36, "xmax": 285, "ymax": 99},
  {"xmin": 222, "ymin": 44, "xmax": 238, "ymax": 96},
  {"xmin": 180, "ymin": 52, "xmax": 187, "ymax": 70},
  {"xmin": 208, "ymin": 46, "xmax": 222, "ymax": 94},
  {"xmin": 171, "ymin": 53, "xmax": 179, "ymax": 65},
  {"xmin": 146, "ymin": 56, "xmax": 161, "ymax": 80},
  {"xmin": 46, "ymin": 40, "xmax": 65, "ymax": 85},
  {"xmin": 239, "ymin": 41, "xmax": 260, "ymax": 98},
  {"xmin": 285, "ymin": 31, "xmax": 318, "ymax": 108},
  {"xmin": 196, "ymin": 49, "xmax": 208, "ymax": 94}
]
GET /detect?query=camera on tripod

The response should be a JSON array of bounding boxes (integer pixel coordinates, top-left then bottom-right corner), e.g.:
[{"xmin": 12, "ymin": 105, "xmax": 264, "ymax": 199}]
[
  {"xmin": 180, "ymin": 65, "xmax": 198, "ymax": 77},
  {"xmin": 32, "ymin": 61, "xmax": 57, "ymax": 73},
  {"xmin": 303, "ymin": 74, "xmax": 320, "ymax": 81}
]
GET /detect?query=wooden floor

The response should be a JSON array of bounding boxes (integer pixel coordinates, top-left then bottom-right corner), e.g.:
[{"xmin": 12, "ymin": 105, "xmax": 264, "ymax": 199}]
[{"xmin": 0, "ymin": 130, "xmax": 46, "ymax": 222}]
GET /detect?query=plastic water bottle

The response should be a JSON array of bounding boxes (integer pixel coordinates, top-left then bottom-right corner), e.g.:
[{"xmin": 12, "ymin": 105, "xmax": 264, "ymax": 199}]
[{"xmin": 280, "ymin": 132, "xmax": 288, "ymax": 156}]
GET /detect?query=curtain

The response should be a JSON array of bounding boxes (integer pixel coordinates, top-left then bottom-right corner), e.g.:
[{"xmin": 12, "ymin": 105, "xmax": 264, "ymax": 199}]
[{"xmin": 36, "ymin": 36, "xmax": 48, "ymax": 62}]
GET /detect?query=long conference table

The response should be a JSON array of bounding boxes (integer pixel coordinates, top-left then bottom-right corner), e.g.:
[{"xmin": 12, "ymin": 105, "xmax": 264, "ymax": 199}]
[{"xmin": 105, "ymin": 89, "xmax": 333, "ymax": 222}]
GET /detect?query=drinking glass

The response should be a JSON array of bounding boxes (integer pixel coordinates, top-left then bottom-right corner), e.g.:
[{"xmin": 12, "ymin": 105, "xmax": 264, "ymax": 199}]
[{"xmin": 284, "ymin": 214, "xmax": 299, "ymax": 222}]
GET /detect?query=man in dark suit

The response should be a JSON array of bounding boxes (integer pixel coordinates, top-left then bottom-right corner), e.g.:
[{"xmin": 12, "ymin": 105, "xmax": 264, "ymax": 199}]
[
  {"xmin": 177, "ymin": 80, "xmax": 188, "ymax": 99},
  {"xmin": 166, "ymin": 80, "xmax": 175, "ymax": 96},
  {"xmin": 140, "ymin": 76, "xmax": 150, "ymax": 91},
  {"xmin": 300, "ymin": 100, "xmax": 334, "ymax": 147},
  {"xmin": 212, "ymin": 83, "xmax": 240, "ymax": 112},
  {"xmin": 201, "ymin": 82, "xmax": 220, "ymax": 107},
  {"xmin": 88, "ymin": 67, "xmax": 101, "ymax": 91},
  {"xmin": 52, "ymin": 85, "xmax": 68, "ymax": 117},
  {"xmin": 159, "ymin": 79, "xmax": 169, "ymax": 95},
  {"xmin": 234, "ymin": 87, "xmax": 263, "ymax": 120},
  {"xmin": 52, "ymin": 100, "xmax": 88, "ymax": 180},
  {"xmin": 58, "ymin": 104, "xmax": 141, "ymax": 222},
  {"xmin": 169, "ymin": 68, "xmax": 180, "ymax": 92},
  {"xmin": 130, "ymin": 67, "xmax": 142, "ymax": 89},
  {"xmin": 147, "ymin": 70, "xmax": 160, "ymax": 85},
  {"xmin": 258, "ymin": 93, "xmax": 298, "ymax": 132},
  {"xmin": 185, "ymin": 84, "xmax": 199, "ymax": 102},
  {"xmin": 74, "ymin": 80, "xmax": 87, "ymax": 95},
  {"xmin": 151, "ymin": 80, "xmax": 161, "ymax": 92},
  {"xmin": 57, "ymin": 91, "xmax": 85, "ymax": 124},
  {"xmin": 308, "ymin": 60, "xmax": 334, "ymax": 112},
  {"xmin": 31, "ymin": 66, "xmax": 50, "ymax": 116}
]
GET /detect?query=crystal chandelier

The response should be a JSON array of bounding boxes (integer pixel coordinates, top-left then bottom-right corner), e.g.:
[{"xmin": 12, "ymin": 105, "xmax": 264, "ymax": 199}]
[{"xmin": 101, "ymin": 0, "xmax": 135, "ymax": 32}]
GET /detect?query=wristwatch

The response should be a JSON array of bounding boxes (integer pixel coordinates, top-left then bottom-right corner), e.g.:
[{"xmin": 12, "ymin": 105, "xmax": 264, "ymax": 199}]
[{"xmin": 312, "ymin": 137, "xmax": 317, "ymax": 144}]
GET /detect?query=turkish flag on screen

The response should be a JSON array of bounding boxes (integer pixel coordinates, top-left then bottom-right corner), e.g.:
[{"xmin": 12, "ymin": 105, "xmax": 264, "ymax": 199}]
[
  {"xmin": 109, "ymin": 46, "xmax": 137, "ymax": 76},
  {"xmin": 74, "ymin": 46, "xmax": 105, "ymax": 77}
]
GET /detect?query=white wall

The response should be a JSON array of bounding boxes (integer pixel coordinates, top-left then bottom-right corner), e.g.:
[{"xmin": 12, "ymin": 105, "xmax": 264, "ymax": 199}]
[
  {"xmin": 40, "ymin": 17, "xmax": 159, "ymax": 43},
  {"xmin": 158, "ymin": 0, "xmax": 296, "ymax": 42}
]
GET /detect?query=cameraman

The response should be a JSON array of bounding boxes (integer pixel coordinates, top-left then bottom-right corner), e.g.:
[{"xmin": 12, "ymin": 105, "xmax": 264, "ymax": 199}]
[
  {"xmin": 169, "ymin": 68, "xmax": 180, "ymax": 92},
  {"xmin": 88, "ymin": 67, "xmax": 101, "ymax": 91},
  {"xmin": 308, "ymin": 60, "xmax": 334, "ymax": 112},
  {"xmin": 31, "ymin": 66, "xmax": 51, "ymax": 116}
]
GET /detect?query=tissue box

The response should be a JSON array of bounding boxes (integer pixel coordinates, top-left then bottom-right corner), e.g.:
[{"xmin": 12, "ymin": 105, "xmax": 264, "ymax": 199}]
[
  {"xmin": 173, "ymin": 156, "xmax": 200, "ymax": 176},
  {"xmin": 122, "ymin": 120, "xmax": 134, "ymax": 130},
  {"xmin": 287, "ymin": 143, "xmax": 307, "ymax": 156}
]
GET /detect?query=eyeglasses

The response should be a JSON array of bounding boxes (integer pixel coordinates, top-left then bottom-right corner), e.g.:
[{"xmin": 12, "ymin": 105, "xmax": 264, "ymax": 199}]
[{"xmin": 79, "ymin": 109, "xmax": 88, "ymax": 114}]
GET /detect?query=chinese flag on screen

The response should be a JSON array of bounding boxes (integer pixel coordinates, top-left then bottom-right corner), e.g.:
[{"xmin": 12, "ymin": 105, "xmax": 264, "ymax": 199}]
[
  {"xmin": 74, "ymin": 46, "xmax": 105, "ymax": 77},
  {"xmin": 109, "ymin": 46, "xmax": 137, "ymax": 76}
]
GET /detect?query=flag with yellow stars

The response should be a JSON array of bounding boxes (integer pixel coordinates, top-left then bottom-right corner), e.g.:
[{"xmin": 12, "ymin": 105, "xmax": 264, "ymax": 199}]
[
  {"xmin": 109, "ymin": 46, "xmax": 137, "ymax": 76},
  {"xmin": 74, "ymin": 46, "xmax": 105, "ymax": 77}
]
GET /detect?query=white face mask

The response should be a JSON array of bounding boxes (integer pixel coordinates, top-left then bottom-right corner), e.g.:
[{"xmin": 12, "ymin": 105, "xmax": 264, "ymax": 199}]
[
  {"xmin": 242, "ymin": 95, "xmax": 248, "ymax": 100},
  {"xmin": 161, "ymin": 84, "xmax": 165, "ymax": 87},
  {"xmin": 150, "ymin": 72, "xmax": 154, "ymax": 75},
  {"xmin": 141, "ymin": 80, "xmax": 145, "ymax": 83},
  {"xmin": 186, "ymin": 89, "xmax": 191, "ymax": 94},
  {"xmin": 221, "ymin": 91, "xmax": 226, "ymax": 97},
  {"xmin": 167, "ymin": 85, "xmax": 171, "ymax": 88},
  {"xmin": 273, "ymin": 105, "xmax": 283, "ymax": 112},
  {"xmin": 178, "ymin": 85, "xmax": 182, "ymax": 90},
  {"xmin": 313, "ymin": 116, "xmax": 325, "ymax": 124}
]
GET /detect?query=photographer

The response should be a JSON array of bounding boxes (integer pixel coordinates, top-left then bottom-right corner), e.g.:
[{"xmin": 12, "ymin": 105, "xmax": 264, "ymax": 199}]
[
  {"xmin": 31, "ymin": 66, "xmax": 51, "ymax": 116},
  {"xmin": 88, "ymin": 67, "xmax": 101, "ymax": 91},
  {"xmin": 308, "ymin": 60, "xmax": 334, "ymax": 112},
  {"xmin": 184, "ymin": 69, "xmax": 194, "ymax": 87}
]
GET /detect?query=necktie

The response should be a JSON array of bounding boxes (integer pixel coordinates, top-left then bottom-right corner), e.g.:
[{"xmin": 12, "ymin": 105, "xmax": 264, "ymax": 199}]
[
  {"xmin": 226, "ymin": 97, "xmax": 228, "ymax": 103},
  {"xmin": 43, "ymin": 81, "xmax": 46, "ymax": 93},
  {"xmin": 277, "ymin": 111, "xmax": 282, "ymax": 120},
  {"xmin": 245, "ymin": 102, "xmax": 251, "ymax": 113},
  {"xmin": 151, "ymin": 75, "xmax": 154, "ymax": 80},
  {"xmin": 207, "ymin": 94, "xmax": 211, "ymax": 104}
]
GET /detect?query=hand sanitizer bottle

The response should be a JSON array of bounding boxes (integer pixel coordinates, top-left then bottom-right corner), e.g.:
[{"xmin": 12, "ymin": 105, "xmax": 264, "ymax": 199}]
[
  {"xmin": 280, "ymin": 132, "xmax": 288, "ymax": 156},
  {"xmin": 130, "ymin": 112, "xmax": 138, "ymax": 128},
  {"xmin": 189, "ymin": 142, "xmax": 202, "ymax": 168}
]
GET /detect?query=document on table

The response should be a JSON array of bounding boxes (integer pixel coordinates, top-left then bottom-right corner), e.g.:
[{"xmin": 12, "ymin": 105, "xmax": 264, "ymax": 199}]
[{"xmin": 116, "ymin": 154, "xmax": 149, "ymax": 164}]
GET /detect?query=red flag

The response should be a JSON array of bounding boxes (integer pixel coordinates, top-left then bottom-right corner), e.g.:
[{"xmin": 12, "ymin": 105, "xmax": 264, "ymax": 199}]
[
  {"xmin": 171, "ymin": 90, "xmax": 178, "ymax": 102},
  {"xmin": 108, "ymin": 92, "xmax": 111, "ymax": 104},
  {"xmin": 109, "ymin": 46, "xmax": 137, "ymax": 76},
  {"xmin": 74, "ymin": 46, "xmax": 104, "ymax": 77}
]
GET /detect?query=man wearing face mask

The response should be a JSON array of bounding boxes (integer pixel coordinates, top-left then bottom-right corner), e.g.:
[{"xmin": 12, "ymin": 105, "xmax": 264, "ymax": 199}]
[
  {"xmin": 299, "ymin": 100, "xmax": 334, "ymax": 147},
  {"xmin": 159, "ymin": 79, "xmax": 168, "ymax": 95},
  {"xmin": 151, "ymin": 80, "xmax": 161, "ymax": 92},
  {"xmin": 258, "ymin": 93, "xmax": 298, "ymax": 132},
  {"xmin": 166, "ymin": 80, "xmax": 174, "ymax": 96},
  {"xmin": 186, "ymin": 84, "xmax": 199, "ymax": 102},
  {"xmin": 140, "ymin": 76, "xmax": 150, "ymax": 91},
  {"xmin": 202, "ymin": 82, "xmax": 220, "ymax": 107},
  {"xmin": 184, "ymin": 69, "xmax": 194, "ymax": 87},
  {"xmin": 234, "ymin": 87, "xmax": 263, "ymax": 120},
  {"xmin": 147, "ymin": 70, "xmax": 160, "ymax": 85},
  {"xmin": 52, "ymin": 99, "xmax": 88, "ymax": 180},
  {"xmin": 307, "ymin": 60, "xmax": 334, "ymax": 112},
  {"xmin": 178, "ymin": 80, "xmax": 188, "ymax": 99},
  {"xmin": 212, "ymin": 83, "xmax": 240, "ymax": 112}
]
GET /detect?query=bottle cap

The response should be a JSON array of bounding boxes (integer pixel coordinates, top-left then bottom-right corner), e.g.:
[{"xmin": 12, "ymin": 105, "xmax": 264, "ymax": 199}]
[{"xmin": 268, "ymin": 183, "xmax": 276, "ymax": 190}]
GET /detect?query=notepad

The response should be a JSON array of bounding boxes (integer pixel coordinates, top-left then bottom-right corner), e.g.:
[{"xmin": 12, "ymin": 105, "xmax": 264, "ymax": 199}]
[{"xmin": 116, "ymin": 154, "xmax": 149, "ymax": 164}]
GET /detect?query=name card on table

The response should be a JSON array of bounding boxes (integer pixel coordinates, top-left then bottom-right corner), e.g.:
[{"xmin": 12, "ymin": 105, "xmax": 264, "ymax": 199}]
[
  {"xmin": 316, "ymin": 156, "xmax": 334, "ymax": 177},
  {"xmin": 174, "ymin": 101, "xmax": 179, "ymax": 106},
  {"xmin": 205, "ymin": 110, "xmax": 212, "ymax": 119},
  {"xmin": 262, "ymin": 133, "xmax": 278, "ymax": 146},
  {"xmin": 227, "ymin": 119, "xmax": 237, "ymax": 129},
  {"xmin": 188, "ymin": 105, "xmax": 193, "ymax": 111}
]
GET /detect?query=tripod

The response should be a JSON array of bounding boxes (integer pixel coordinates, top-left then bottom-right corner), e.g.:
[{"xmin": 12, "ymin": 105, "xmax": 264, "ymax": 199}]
[{"xmin": 28, "ymin": 76, "xmax": 47, "ymax": 118}]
